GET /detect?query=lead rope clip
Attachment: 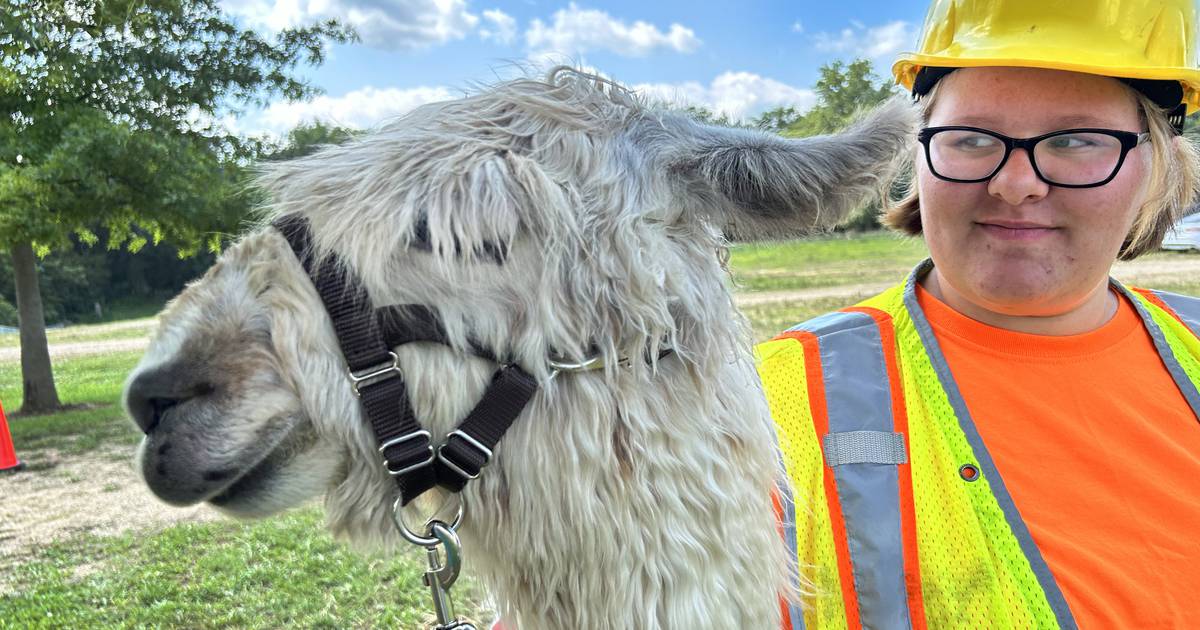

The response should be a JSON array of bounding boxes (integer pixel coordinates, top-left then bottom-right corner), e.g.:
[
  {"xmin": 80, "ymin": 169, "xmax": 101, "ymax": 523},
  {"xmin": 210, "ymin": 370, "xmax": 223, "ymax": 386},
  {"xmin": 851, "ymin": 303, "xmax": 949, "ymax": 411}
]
[{"xmin": 393, "ymin": 498, "xmax": 476, "ymax": 630}]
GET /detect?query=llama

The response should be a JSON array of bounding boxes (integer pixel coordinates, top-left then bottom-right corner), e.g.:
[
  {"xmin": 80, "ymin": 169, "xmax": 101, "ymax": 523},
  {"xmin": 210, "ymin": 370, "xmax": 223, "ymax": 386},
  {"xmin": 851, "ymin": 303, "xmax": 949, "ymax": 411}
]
[{"xmin": 123, "ymin": 68, "xmax": 915, "ymax": 629}]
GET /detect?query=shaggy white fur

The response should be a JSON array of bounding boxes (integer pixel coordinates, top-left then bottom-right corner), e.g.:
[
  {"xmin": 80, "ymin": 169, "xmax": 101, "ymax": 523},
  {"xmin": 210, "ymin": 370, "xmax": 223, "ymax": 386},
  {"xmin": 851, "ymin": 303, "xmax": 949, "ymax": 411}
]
[{"xmin": 124, "ymin": 68, "xmax": 915, "ymax": 629}]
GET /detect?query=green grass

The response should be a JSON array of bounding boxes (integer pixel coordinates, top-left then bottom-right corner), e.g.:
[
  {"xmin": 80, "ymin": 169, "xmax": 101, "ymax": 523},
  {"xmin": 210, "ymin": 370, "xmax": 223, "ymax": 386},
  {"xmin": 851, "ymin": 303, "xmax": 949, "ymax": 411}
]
[
  {"xmin": 0, "ymin": 508, "xmax": 493, "ymax": 629},
  {"xmin": 0, "ymin": 351, "xmax": 142, "ymax": 466},
  {"xmin": 744, "ymin": 294, "xmax": 885, "ymax": 343},
  {"xmin": 1145, "ymin": 280, "xmax": 1200, "ymax": 297},
  {"xmin": 728, "ymin": 232, "xmax": 929, "ymax": 293}
]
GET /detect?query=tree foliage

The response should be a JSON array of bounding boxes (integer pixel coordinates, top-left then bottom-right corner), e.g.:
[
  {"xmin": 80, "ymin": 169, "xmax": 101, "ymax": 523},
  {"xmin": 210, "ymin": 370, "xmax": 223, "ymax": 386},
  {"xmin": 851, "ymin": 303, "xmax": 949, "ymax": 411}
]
[
  {"xmin": 790, "ymin": 59, "xmax": 897, "ymax": 136},
  {"xmin": 266, "ymin": 121, "xmax": 361, "ymax": 161},
  {"xmin": 680, "ymin": 105, "xmax": 745, "ymax": 128},
  {"xmin": 750, "ymin": 59, "xmax": 898, "ymax": 138},
  {"xmin": 0, "ymin": 111, "xmax": 249, "ymax": 254},
  {"xmin": 1, "ymin": 0, "xmax": 354, "ymax": 412},
  {"xmin": 0, "ymin": 0, "xmax": 355, "ymax": 252},
  {"xmin": 753, "ymin": 106, "xmax": 802, "ymax": 133},
  {"xmin": 2, "ymin": 0, "xmax": 352, "ymax": 134}
]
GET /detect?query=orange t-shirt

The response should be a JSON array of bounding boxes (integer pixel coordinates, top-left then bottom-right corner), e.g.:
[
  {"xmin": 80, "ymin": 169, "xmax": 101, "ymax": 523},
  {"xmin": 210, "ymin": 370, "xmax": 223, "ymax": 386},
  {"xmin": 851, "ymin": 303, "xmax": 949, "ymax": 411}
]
[{"xmin": 917, "ymin": 285, "xmax": 1200, "ymax": 628}]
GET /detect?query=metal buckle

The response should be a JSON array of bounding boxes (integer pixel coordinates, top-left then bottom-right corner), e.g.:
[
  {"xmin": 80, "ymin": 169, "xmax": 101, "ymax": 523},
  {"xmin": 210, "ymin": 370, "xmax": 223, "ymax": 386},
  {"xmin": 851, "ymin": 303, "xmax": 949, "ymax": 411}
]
[
  {"xmin": 348, "ymin": 351, "xmax": 402, "ymax": 397},
  {"xmin": 379, "ymin": 430, "xmax": 435, "ymax": 476},
  {"xmin": 392, "ymin": 494, "xmax": 465, "ymax": 548},
  {"xmin": 436, "ymin": 430, "xmax": 493, "ymax": 481}
]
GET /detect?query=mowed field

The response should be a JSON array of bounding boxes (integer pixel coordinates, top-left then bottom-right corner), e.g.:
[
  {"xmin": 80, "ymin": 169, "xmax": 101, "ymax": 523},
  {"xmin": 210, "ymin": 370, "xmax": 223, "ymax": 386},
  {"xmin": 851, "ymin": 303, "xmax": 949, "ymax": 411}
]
[{"xmin": 2, "ymin": 232, "xmax": 1198, "ymax": 629}]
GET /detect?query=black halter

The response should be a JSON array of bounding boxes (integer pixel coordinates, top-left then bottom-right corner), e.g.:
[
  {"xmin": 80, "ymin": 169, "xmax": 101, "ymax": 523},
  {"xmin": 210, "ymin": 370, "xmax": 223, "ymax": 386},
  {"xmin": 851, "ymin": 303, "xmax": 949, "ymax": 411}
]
[{"xmin": 272, "ymin": 215, "xmax": 539, "ymax": 505}]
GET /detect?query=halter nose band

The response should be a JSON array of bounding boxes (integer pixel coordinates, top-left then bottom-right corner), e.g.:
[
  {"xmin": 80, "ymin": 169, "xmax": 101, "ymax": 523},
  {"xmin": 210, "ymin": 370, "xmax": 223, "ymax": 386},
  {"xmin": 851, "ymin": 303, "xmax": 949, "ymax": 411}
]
[{"xmin": 271, "ymin": 214, "xmax": 538, "ymax": 505}]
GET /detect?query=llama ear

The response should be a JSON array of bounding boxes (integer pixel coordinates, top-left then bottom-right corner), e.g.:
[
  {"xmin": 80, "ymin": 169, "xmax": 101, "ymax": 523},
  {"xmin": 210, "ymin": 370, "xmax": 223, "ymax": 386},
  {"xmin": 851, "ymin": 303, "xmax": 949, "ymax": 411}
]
[{"xmin": 658, "ymin": 96, "xmax": 917, "ymax": 242}]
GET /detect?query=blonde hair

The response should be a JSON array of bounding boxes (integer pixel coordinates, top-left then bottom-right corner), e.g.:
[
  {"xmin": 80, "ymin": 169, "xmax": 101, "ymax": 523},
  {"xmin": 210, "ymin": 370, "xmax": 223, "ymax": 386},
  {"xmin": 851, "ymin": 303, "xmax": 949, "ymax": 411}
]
[{"xmin": 883, "ymin": 76, "xmax": 1200, "ymax": 260}]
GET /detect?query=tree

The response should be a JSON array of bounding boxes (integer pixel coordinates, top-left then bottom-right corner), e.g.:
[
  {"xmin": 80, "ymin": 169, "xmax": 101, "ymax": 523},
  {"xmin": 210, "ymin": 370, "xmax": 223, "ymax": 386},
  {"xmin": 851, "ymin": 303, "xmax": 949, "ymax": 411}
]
[
  {"xmin": 783, "ymin": 59, "xmax": 897, "ymax": 138},
  {"xmin": 267, "ymin": 121, "xmax": 361, "ymax": 161},
  {"xmin": 680, "ymin": 105, "xmax": 745, "ymax": 128},
  {"xmin": 753, "ymin": 105, "xmax": 803, "ymax": 133},
  {"xmin": 1, "ymin": 0, "xmax": 354, "ymax": 413}
]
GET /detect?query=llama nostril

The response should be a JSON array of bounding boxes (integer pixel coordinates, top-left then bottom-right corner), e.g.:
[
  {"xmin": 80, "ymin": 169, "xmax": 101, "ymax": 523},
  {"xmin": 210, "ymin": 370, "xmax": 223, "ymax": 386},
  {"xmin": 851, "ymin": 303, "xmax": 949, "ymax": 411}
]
[
  {"xmin": 127, "ymin": 364, "xmax": 208, "ymax": 434},
  {"xmin": 145, "ymin": 397, "xmax": 181, "ymax": 434}
]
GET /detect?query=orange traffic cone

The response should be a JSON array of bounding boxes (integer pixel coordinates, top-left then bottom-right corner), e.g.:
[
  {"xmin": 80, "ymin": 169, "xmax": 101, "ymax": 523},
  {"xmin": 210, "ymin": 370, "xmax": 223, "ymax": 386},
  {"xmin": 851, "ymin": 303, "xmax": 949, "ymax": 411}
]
[{"xmin": 0, "ymin": 398, "xmax": 23, "ymax": 473}]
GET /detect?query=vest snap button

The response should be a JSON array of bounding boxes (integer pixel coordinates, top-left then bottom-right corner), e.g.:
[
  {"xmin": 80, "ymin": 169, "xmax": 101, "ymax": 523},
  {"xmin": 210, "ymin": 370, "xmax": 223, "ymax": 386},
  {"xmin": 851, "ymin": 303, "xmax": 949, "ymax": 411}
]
[{"xmin": 959, "ymin": 464, "xmax": 980, "ymax": 482}]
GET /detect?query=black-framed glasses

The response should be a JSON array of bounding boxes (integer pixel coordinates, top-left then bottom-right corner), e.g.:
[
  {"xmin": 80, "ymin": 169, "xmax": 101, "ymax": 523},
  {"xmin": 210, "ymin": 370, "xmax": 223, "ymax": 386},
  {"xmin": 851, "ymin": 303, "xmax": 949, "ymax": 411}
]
[{"xmin": 917, "ymin": 126, "xmax": 1150, "ymax": 188}]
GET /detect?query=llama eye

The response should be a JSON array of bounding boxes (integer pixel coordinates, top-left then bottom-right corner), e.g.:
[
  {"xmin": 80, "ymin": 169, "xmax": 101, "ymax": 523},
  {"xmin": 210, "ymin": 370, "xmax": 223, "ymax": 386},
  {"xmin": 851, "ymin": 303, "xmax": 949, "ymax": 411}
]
[
  {"xmin": 476, "ymin": 240, "xmax": 509, "ymax": 265},
  {"xmin": 410, "ymin": 216, "xmax": 433, "ymax": 252},
  {"xmin": 410, "ymin": 215, "xmax": 508, "ymax": 264}
]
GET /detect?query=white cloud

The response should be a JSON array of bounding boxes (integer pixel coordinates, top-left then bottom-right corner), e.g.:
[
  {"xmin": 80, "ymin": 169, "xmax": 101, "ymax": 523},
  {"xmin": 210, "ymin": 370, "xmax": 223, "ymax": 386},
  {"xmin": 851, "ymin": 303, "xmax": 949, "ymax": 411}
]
[
  {"xmin": 239, "ymin": 85, "xmax": 457, "ymax": 136},
  {"xmin": 632, "ymin": 72, "xmax": 816, "ymax": 122},
  {"xmin": 525, "ymin": 3, "xmax": 700, "ymax": 57},
  {"xmin": 812, "ymin": 20, "xmax": 916, "ymax": 61},
  {"xmin": 230, "ymin": 71, "xmax": 811, "ymax": 138},
  {"xmin": 480, "ymin": 8, "xmax": 517, "ymax": 44},
  {"xmin": 220, "ymin": 0, "xmax": 480, "ymax": 50},
  {"xmin": 791, "ymin": 20, "xmax": 803, "ymax": 34}
]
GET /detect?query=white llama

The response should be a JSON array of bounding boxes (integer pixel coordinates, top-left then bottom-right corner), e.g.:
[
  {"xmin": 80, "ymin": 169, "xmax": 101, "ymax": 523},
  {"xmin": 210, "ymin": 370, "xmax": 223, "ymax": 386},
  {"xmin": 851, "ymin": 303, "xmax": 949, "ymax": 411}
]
[{"xmin": 124, "ymin": 69, "xmax": 914, "ymax": 629}]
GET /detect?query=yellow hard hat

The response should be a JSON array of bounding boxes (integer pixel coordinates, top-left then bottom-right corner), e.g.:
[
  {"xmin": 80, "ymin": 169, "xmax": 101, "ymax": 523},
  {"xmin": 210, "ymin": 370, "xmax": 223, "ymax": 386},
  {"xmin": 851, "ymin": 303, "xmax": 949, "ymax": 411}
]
[{"xmin": 893, "ymin": 0, "xmax": 1200, "ymax": 116}]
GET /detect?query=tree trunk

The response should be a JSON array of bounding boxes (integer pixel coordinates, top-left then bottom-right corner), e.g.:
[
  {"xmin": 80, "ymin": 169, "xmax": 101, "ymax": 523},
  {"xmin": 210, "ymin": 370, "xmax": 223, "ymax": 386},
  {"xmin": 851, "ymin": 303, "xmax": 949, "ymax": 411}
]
[
  {"xmin": 11, "ymin": 241, "xmax": 62, "ymax": 414},
  {"xmin": 125, "ymin": 251, "xmax": 149, "ymax": 296}
]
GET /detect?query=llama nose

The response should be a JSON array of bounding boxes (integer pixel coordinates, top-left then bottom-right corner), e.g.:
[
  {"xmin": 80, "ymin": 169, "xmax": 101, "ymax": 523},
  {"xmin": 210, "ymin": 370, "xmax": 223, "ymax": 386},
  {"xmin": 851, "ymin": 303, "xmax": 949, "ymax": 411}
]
[{"xmin": 125, "ymin": 365, "xmax": 210, "ymax": 434}]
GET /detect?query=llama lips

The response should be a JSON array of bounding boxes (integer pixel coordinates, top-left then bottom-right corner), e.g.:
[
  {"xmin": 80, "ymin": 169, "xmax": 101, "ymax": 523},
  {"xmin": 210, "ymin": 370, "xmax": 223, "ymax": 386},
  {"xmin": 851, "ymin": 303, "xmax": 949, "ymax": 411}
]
[
  {"xmin": 207, "ymin": 456, "xmax": 276, "ymax": 507},
  {"xmin": 138, "ymin": 411, "xmax": 301, "ymax": 507}
]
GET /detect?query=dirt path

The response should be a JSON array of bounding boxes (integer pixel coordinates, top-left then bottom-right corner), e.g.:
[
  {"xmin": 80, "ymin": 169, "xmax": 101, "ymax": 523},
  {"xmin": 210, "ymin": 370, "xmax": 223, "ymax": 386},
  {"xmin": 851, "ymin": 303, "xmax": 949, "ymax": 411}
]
[
  {"xmin": 0, "ymin": 337, "xmax": 152, "ymax": 362},
  {"xmin": 735, "ymin": 256, "xmax": 1200, "ymax": 307},
  {"xmin": 0, "ymin": 444, "xmax": 220, "ymax": 586},
  {"xmin": 735, "ymin": 282, "xmax": 892, "ymax": 306},
  {"xmin": 1110, "ymin": 256, "xmax": 1200, "ymax": 285}
]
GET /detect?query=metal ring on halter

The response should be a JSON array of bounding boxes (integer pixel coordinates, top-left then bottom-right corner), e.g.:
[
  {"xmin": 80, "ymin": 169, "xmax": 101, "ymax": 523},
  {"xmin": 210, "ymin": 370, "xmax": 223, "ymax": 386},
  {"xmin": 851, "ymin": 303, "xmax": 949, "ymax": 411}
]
[
  {"xmin": 392, "ymin": 494, "xmax": 465, "ymax": 548},
  {"xmin": 547, "ymin": 353, "xmax": 606, "ymax": 372}
]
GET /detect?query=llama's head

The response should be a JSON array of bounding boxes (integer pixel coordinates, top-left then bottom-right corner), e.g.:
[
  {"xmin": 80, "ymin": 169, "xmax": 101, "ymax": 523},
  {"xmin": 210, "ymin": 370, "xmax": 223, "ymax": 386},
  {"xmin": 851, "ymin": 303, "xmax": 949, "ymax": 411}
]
[{"xmin": 124, "ymin": 68, "xmax": 915, "ymax": 535}]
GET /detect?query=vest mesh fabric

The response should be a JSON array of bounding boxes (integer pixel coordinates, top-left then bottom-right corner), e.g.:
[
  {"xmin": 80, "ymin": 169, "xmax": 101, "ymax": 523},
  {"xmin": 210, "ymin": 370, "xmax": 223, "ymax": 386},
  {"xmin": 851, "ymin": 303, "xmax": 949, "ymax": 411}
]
[
  {"xmin": 758, "ymin": 283, "xmax": 1064, "ymax": 629},
  {"xmin": 858, "ymin": 287, "xmax": 1060, "ymax": 629},
  {"xmin": 757, "ymin": 337, "xmax": 851, "ymax": 630},
  {"xmin": 761, "ymin": 277, "xmax": 1200, "ymax": 629}
]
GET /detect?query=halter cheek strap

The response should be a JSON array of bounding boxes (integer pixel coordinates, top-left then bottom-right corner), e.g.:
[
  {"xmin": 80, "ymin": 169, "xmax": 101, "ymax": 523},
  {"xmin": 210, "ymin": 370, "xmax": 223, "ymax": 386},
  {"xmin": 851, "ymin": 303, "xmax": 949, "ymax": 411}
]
[{"xmin": 272, "ymin": 215, "xmax": 538, "ymax": 505}]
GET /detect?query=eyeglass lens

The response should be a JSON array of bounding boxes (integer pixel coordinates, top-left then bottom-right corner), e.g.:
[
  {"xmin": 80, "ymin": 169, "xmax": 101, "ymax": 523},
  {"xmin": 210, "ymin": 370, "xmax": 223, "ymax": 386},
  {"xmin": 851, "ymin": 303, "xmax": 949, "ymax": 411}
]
[{"xmin": 927, "ymin": 130, "xmax": 1128, "ymax": 186}]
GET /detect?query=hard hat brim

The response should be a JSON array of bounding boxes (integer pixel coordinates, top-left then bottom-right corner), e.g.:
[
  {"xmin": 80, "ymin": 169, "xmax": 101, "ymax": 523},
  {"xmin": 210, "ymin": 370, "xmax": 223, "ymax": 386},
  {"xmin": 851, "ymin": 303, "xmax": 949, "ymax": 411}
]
[{"xmin": 893, "ymin": 53, "xmax": 1200, "ymax": 114}]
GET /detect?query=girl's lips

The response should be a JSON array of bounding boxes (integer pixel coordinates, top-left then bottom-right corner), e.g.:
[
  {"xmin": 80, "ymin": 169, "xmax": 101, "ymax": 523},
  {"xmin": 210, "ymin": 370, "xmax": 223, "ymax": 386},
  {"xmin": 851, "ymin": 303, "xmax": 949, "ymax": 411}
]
[{"xmin": 976, "ymin": 221, "xmax": 1059, "ymax": 241}]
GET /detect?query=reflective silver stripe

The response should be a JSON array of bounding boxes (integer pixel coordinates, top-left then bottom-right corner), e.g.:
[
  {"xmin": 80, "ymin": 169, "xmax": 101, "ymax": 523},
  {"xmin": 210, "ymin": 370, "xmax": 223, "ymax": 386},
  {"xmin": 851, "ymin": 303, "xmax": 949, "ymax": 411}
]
[
  {"xmin": 1152, "ymin": 290, "xmax": 1200, "ymax": 334},
  {"xmin": 1120, "ymin": 285, "xmax": 1200, "ymax": 420},
  {"xmin": 796, "ymin": 310, "xmax": 913, "ymax": 630},
  {"xmin": 902, "ymin": 260, "xmax": 1078, "ymax": 630},
  {"xmin": 823, "ymin": 431, "xmax": 908, "ymax": 466}
]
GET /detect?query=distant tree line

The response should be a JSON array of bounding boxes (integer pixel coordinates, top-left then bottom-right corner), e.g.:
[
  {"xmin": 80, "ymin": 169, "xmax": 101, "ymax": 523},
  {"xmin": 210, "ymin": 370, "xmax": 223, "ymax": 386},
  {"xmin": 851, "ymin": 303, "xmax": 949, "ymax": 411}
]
[{"xmin": 0, "ymin": 237, "xmax": 214, "ymax": 327}]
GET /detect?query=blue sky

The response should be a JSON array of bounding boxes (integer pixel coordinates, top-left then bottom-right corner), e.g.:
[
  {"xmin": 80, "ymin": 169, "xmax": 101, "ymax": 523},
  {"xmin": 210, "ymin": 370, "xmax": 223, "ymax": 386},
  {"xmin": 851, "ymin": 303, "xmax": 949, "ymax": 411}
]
[{"xmin": 219, "ymin": 0, "xmax": 933, "ymax": 136}]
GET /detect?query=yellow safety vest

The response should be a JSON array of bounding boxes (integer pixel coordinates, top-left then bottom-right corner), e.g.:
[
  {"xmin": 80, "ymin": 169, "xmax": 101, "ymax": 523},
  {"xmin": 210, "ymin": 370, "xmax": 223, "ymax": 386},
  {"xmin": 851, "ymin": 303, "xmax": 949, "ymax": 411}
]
[{"xmin": 756, "ymin": 261, "xmax": 1200, "ymax": 630}]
